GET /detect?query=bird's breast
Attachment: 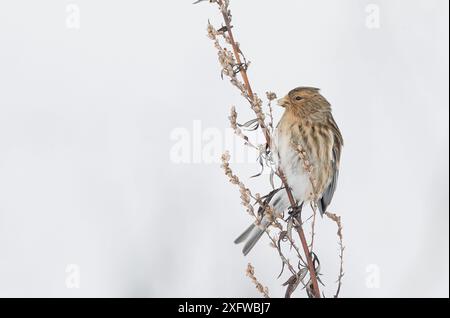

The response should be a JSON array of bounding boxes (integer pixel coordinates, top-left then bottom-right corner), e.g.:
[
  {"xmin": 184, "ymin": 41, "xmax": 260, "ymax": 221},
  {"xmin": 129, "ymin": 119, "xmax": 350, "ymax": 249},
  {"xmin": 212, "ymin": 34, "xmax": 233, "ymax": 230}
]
[
  {"xmin": 272, "ymin": 117, "xmax": 334, "ymax": 202},
  {"xmin": 273, "ymin": 126, "xmax": 314, "ymax": 202}
]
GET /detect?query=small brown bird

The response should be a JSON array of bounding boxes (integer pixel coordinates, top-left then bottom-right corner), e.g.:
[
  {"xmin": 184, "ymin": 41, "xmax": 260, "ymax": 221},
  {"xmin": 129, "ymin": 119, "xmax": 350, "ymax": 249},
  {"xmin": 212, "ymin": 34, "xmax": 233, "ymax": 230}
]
[{"xmin": 235, "ymin": 87, "xmax": 344, "ymax": 255}]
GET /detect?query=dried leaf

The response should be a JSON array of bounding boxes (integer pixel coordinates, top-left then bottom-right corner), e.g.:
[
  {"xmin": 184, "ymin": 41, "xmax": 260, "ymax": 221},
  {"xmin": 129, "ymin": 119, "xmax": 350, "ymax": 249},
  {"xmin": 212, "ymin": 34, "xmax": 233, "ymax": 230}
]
[
  {"xmin": 283, "ymin": 270, "xmax": 306, "ymax": 298},
  {"xmin": 251, "ymin": 155, "xmax": 265, "ymax": 178},
  {"xmin": 269, "ymin": 170, "xmax": 275, "ymax": 189},
  {"xmin": 277, "ymin": 259, "xmax": 286, "ymax": 279},
  {"xmin": 287, "ymin": 218, "xmax": 294, "ymax": 244},
  {"xmin": 237, "ymin": 118, "xmax": 259, "ymax": 131}
]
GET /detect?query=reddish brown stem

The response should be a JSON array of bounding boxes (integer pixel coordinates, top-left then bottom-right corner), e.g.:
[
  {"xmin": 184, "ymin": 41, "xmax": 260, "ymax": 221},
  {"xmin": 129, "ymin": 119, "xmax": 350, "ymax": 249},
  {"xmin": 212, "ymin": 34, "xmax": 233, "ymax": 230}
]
[
  {"xmin": 279, "ymin": 171, "xmax": 321, "ymax": 298},
  {"xmin": 216, "ymin": 0, "xmax": 321, "ymax": 298}
]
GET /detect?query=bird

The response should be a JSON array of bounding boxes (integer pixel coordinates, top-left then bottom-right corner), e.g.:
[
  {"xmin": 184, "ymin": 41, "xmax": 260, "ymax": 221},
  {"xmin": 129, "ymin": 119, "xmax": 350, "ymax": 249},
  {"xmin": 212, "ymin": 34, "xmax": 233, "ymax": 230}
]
[{"xmin": 235, "ymin": 87, "xmax": 344, "ymax": 256}]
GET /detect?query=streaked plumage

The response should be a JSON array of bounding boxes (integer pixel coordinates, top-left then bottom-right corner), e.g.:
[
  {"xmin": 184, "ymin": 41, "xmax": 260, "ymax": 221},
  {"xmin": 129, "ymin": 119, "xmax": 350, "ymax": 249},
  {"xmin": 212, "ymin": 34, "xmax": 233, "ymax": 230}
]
[{"xmin": 235, "ymin": 87, "xmax": 344, "ymax": 255}]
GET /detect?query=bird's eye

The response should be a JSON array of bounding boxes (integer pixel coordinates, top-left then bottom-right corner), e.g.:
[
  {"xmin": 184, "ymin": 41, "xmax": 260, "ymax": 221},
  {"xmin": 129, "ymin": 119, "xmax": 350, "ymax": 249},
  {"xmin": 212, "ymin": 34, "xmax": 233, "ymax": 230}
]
[{"xmin": 295, "ymin": 96, "xmax": 303, "ymax": 101}]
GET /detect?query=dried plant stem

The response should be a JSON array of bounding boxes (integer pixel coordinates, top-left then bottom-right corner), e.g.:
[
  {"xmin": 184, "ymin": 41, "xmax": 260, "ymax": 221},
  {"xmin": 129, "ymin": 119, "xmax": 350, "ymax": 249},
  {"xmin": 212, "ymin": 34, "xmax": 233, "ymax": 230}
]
[
  {"xmin": 216, "ymin": 0, "xmax": 272, "ymax": 142},
  {"xmin": 325, "ymin": 212, "xmax": 345, "ymax": 298},
  {"xmin": 293, "ymin": 217, "xmax": 321, "ymax": 297},
  {"xmin": 246, "ymin": 263, "xmax": 270, "ymax": 298},
  {"xmin": 221, "ymin": 154, "xmax": 302, "ymax": 289},
  {"xmin": 214, "ymin": 0, "xmax": 321, "ymax": 298},
  {"xmin": 275, "ymin": 170, "xmax": 320, "ymax": 297},
  {"xmin": 309, "ymin": 203, "xmax": 318, "ymax": 252},
  {"xmin": 220, "ymin": 14, "xmax": 253, "ymax": 98},
  {"xmin": 267, "ymin": 231, "xmax": 299, "ymax": 277}
]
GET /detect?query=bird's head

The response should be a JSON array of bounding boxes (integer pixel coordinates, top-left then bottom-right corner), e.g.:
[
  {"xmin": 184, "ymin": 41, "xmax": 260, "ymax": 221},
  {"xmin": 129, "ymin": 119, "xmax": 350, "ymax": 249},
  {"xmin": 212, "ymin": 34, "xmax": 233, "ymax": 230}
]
[{"xmin": 277, "ymin": 87, "xmax": 331, "ymax": 116}]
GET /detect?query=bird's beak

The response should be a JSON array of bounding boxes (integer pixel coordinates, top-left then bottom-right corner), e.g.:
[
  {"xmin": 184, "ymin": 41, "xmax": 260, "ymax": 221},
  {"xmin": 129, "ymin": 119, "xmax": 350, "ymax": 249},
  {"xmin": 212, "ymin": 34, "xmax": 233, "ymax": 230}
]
[{"xmin": 277, "ymin": 96, "xmax": 289, "ymax": 108}]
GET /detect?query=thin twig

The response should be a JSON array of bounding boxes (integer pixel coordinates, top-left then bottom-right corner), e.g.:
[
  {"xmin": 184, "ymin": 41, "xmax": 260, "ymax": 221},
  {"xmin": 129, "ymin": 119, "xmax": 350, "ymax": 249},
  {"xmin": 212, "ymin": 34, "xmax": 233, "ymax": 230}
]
[
  {"xmin": 278, "ymin": 169, "xmax": 321, "ymax": 297},
  {"xmin": 266, "ymin": 92, "xmax": 277, "ymax": 133},
  {"xmin": 309, "ymin": 202, "xmax": 318, "ymax": 251},
  {"xmin": 325, "ymin": 212, "xmax": 345, "ymax": 298}
]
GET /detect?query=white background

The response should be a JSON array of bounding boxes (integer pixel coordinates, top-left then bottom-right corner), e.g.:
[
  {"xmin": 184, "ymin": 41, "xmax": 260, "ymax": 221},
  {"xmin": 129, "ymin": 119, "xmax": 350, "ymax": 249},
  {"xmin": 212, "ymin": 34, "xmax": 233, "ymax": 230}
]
[{"xmin": 0, "ymin": 0, "xmax": 448, "ymax": 297}]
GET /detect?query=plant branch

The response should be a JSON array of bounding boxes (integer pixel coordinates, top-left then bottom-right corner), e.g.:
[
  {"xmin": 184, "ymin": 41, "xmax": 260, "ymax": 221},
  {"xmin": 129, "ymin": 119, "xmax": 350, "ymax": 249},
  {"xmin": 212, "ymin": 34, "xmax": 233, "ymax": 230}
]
[
  {"xmin": 325, "ymin": 212, "xmax": 345, "ymax": 298},
  {"xmin": 215, "ymin": 0, "xmax": 321, "ymax": 298}
]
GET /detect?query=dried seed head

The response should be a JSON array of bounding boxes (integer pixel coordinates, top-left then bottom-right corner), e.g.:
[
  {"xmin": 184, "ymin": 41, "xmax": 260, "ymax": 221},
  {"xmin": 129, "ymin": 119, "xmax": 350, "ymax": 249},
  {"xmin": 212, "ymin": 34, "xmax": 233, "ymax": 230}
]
[
  {"xmin": 246, "ymin": 263, "xmax": 270, "ymax": 298},
  {"xmin": 206, "ymin": 22, "xmax": 218, "ymax": 40},
  {"xmin": 266, "ymin": 92, "xmax": 277, "ymax": 101}
]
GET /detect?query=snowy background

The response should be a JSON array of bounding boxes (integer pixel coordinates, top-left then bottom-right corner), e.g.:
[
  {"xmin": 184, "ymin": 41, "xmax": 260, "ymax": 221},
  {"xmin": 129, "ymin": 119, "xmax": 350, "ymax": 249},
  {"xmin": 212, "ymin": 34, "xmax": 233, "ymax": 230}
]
[{"xmin": 0, "ymin": 0, "xmax": 448, "ymax": 297}]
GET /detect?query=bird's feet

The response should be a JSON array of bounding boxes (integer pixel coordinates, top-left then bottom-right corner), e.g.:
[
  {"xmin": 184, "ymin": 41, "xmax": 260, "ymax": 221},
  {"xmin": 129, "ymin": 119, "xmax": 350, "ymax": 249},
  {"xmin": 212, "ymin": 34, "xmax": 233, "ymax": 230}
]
[{"xmin": 288, "ymin": 202, "xmax": 304, "ymax": 221}]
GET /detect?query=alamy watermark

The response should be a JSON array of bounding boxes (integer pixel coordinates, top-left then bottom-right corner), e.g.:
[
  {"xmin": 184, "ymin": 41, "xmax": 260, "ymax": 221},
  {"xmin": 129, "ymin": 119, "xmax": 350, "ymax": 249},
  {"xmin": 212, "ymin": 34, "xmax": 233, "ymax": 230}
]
[
  {"xmin": 365, "ymin": 264, "xmax": 381, "ymax": 289},
  {"xmin": 66, "ymin": 4, "xmax": 81, "ymax": 29},
  {"xmin": 65, "ymin": 264, "xmax": 81, "ymax": 289},
  {"xmin": 170, "ymin": 120, "xmax": 264, "ymax": 165},
  {"xmin": 365, "ymin": 4, "xmax": 381, "ymax": 29}
]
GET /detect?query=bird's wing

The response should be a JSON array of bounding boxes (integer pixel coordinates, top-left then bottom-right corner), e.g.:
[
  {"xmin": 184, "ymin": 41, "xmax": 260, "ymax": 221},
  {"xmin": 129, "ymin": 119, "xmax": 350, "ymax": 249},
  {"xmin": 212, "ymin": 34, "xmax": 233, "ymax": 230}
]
[
  {"xmin": 327, "ymin": 116, "xmax": 343, "ymax": 163},
  {"xmin": 318, "ymin": 116, "xmax": 343, "ymax": 215},
  {"xmin": 318, "ymin": 148, "xmax": 339, "ymax": 215}
]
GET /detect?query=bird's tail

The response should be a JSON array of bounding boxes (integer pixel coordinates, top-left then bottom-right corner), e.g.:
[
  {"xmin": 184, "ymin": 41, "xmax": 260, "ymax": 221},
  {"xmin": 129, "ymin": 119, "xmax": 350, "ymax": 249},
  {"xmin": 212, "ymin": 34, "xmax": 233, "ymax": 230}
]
[
  {"xmin": 234, "ymin": 222, "xmax": 267, "ymax": 256},
  {"xmin": 234, "ymin": 188, "xmax": 288, "ymax": 256}
]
